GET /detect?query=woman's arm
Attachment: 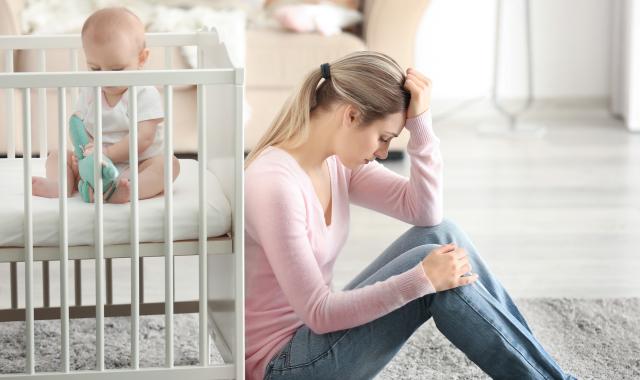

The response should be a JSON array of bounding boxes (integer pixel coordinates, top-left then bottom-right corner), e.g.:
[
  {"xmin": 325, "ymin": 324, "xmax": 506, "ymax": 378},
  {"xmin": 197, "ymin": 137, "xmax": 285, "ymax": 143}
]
[
  {"xmin": 246, "ymin": 168, "xmax": 436, "ymax": 334},
  {"xmin": 348, "ymin": 70, "xmax": 443, "ymax": 226}
]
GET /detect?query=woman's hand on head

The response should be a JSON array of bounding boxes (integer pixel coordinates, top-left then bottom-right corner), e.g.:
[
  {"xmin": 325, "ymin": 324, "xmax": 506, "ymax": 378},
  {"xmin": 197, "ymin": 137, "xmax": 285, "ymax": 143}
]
[
  {"xmin": 404, "ymin": 68, "xmax": 432, "ymax": 119},
  {"xmin": 421, "ymin": 243, "xmax": 479, "ymax": 292}
]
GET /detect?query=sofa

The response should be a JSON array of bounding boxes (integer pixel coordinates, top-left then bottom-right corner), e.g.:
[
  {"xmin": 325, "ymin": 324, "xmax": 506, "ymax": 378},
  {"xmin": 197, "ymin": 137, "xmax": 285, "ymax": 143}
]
[{"xmin": 1, "ymin": 0, "xmax": 429, "ymax": 157}]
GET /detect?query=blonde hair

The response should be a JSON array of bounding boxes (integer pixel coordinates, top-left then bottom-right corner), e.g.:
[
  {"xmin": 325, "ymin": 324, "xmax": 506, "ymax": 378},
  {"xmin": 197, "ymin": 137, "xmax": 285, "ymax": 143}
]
[{"xmin": 245, "ymin": 51, "xmax": 410, "ymax": 168}]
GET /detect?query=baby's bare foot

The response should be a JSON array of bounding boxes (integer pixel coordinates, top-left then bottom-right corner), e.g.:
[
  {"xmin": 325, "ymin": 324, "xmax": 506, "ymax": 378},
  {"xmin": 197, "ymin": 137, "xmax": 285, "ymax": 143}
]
[
  {"xmin": 107, "ymin": 179, "xmax": 131, "ymax": 204},
  {"xmin": 86, "ymin": 179, "xmax": 130, "ymax": 204},
  {"xmin": 32, "ymin": 177, "xmax": 59, "ymax": 198}
]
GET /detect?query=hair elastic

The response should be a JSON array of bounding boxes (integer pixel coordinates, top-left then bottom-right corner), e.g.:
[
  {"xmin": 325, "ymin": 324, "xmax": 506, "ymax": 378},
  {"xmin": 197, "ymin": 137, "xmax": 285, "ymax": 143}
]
[{"xmin": 320, "ymin": 63, "xmax": 331, "ymax": 80}]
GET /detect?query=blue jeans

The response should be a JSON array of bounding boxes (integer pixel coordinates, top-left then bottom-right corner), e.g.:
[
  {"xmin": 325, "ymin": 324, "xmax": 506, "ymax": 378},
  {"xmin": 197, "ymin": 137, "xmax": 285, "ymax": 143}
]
[{"xmin": 263, "ymin": 219, "xmax": 577, "ymax": 380}]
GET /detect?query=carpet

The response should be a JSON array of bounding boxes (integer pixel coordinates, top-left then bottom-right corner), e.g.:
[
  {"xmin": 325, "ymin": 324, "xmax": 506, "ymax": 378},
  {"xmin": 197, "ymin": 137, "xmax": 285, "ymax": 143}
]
[
  {"xmin": 1, "ymin": 298, "xmax": 639, "ymax": 379},
  {"xmin": 0, "ymin": 314, "xmax": 224, "ymax": 373}
]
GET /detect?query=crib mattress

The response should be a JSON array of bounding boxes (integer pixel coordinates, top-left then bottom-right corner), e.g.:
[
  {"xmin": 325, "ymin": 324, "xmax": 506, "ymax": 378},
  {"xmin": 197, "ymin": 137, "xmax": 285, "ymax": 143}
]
[{"xmin": 0, "ymin": 158, "xmax": 231, "ymax": 247}]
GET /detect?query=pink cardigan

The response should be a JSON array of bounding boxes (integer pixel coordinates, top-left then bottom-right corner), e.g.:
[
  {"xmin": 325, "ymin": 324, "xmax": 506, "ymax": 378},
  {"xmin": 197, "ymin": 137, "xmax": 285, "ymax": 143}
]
[{"xmin": 244, "ymin": 110, "xmax": 442, "ymax": 380}]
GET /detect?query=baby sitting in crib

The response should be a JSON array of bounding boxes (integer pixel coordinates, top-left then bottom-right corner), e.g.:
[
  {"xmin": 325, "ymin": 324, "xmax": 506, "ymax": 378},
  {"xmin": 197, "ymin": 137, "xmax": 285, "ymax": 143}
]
[{"xmin": 32, "ymin": 7, "xmax": 180, "ymax": 203}]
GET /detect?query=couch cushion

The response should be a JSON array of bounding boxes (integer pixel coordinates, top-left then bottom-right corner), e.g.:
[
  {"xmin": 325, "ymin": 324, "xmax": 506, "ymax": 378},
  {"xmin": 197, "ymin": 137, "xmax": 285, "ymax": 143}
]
[{"xmin": 246, "ymin": 28, "xmax": 365, "ymax": 89}]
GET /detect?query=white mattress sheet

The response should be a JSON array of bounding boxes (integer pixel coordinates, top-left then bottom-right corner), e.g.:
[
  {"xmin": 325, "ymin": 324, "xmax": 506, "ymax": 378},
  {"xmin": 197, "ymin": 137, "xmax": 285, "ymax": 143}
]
[{"xmin": 0, "ymin": 158, "xmax": 231, "ymax": 247}]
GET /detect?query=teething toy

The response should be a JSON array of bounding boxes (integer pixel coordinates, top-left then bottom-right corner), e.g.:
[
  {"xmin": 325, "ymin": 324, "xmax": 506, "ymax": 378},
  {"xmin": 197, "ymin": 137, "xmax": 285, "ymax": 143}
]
[{"xmin": 69, "ymin": 115, "xmax": 119, "ymax": 202}]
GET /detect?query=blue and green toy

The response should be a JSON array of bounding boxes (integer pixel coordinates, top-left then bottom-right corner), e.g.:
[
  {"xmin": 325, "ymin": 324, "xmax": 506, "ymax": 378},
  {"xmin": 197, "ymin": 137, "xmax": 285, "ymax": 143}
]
[{"xmin": 69, "ymin": 115, "xmax": 119, "ymax": 202}]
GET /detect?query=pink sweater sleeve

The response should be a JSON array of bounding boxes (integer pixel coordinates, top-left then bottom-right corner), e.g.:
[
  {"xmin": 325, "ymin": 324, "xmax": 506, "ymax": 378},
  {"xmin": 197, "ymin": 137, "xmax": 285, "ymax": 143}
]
[
  {"xmin": 245, "ymin": 167, "xmax": 436, "ymax": 335},
  {"xmin": 349, "ymin": 110, "xmax": 443, "ymax": 226}
]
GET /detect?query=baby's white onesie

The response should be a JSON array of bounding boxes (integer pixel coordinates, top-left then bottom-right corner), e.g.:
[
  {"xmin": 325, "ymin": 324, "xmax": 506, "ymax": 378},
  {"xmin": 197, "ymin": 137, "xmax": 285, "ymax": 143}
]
[{"xmin": 74, "ymin": 86, "xmax": 165, "ymax": 172}]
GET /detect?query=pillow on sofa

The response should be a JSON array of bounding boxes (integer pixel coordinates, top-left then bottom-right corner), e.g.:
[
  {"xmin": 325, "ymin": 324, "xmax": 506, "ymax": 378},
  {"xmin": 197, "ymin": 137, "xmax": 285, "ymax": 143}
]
[
  {"xmin": 266, "ymin": 0, "xmax": 362, "ymax": 36},
  {"xmin": 265, "ymin": 0, "xmax": 358, "ymax": 9}
]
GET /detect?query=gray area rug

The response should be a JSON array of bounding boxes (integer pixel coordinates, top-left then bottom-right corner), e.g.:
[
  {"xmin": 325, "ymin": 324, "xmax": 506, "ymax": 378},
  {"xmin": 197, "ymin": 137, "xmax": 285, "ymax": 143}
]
[
  {"xmin": 0, "ymin": 314, "xmax": 224, "ymax": 373},
  {"xmin": 1, "ymin": 298, "xmax": 639, "ymax": 379}
]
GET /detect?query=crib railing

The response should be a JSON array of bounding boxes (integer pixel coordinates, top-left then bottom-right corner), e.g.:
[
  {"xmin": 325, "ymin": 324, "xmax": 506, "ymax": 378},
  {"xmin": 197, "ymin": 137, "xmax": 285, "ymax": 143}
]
[{"xmin": 0, "ymin": 31, "xmax": 244, "ymax": 379}]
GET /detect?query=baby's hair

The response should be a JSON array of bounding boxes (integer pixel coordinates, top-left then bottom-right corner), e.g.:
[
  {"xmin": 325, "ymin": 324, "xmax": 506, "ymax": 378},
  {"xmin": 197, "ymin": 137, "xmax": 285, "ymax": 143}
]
[{"xmin": 81, "ymin": 7, "xmax": 146, "ymax": 51}]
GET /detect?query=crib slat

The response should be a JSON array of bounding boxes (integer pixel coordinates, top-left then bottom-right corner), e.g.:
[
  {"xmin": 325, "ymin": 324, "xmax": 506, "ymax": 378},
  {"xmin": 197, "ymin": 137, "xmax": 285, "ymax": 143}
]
[
  {"xmin": 129, "ymin": 86, "xmax": 140, "ymax": 370},
  {"xmin": 37, "ymin": 49, "xmax": 48, "ymax": 157},
  {"xmin": 69, "ymin": 49, "xmax": 78, "ymax": 107},
  {"xmin": 164, "ymin": 84, "xmax": 174, "ymax": 367},
  {"xmin": 197, "ymin": 84, "xmax": 208, "ymax": 366},
  {"xmin": 4, "ymin": 50, "xmax": 15, "ymax": 158},
  {"xmin": 10, "ymin": 262, "xmax": 17, "ymax": 308},
  {"xmin": 23, "ymin": 88, "xmax": 35, "ymax": 374},
  {"xmin": 234, "ymin": 74, "xmax": 245, "ymax": 380},
  {"xmin": 106, "ymin": 258, "xmax": 113, "ymax": 305},
  {"xmin": 139, "ymin": 258, "xmax": 144, "ymax": 305},
  {"xmin": 42, "ymin": 261, "xmax": 50, "ymax": 307},
  {"xmin": 74, "ymin": 260, "xmax": 82, "ymax": 306},
  {"xmin": 164, "ymin": 47, "xmax": 172, "ymax": 69},
  {"xmin": 94, "ymin": 86, "xmax": 105, "ymax": 371},
  {"xmin": 57, "ymin": 87, "xmax": 70, "ymax": 372}
]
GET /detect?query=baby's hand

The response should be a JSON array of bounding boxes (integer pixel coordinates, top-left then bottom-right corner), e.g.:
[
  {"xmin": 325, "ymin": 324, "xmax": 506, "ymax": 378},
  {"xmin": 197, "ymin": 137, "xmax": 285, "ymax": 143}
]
[
  {"xmin": 70, "ymin": 154, "xmax": 79, "ymax": 174},
  {"xmin": 404, "ymin": 68, "xmax": 432, "ymax": 119},
  {"xmin": 83, "ymin": 142, "xmax": 94, "ymax": 156}
]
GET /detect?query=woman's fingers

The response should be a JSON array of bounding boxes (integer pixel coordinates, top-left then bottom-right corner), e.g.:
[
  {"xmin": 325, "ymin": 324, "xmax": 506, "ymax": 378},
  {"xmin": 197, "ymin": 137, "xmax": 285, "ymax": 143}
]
[
  {"xmin": 404, "ymin": 67, "xmax": 432, "ymax": 119},
  {"xmin": 403, "ymin": 76, "xmax": 421, "ymax": 93},
  {"xmin": 432, "ymin": 243, "xmax": 455, "ymax": 254},
  {"xmin": 459, "ymin": 273, "xmax": 479, "ymax": 286},
  {"xmin": 451, "ymin": 248, "xmax": 466, "ymax": 259},
  {"xmin": 405, "ymin": 74, "xmax": 426, "ymax": 91},
  {"xmin": 406, "ymin": 74, "xmax": 424, "ymax": 90},
  {"xmin": 407, "ymin": 68, "xmax": 430, "ymax": 85},
  {"xmin": 458, "ymin": 262, "xmax": 472, "ymax": 275}
]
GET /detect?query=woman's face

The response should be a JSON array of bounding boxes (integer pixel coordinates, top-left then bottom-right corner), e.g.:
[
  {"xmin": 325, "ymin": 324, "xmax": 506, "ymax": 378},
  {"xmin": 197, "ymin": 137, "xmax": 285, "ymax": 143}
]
[{"xmin": 335, "ymin": 107, "xmax": 406, "ymax": 170}]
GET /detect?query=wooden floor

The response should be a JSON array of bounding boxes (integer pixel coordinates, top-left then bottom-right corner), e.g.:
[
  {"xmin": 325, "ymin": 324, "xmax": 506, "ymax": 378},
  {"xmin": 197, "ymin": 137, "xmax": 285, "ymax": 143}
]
[
  {"xmin": 335, "ymin": 99, "xmax": 640, "ymax": 298},
  {"xmin": 1, "ymin": 99, "xmax": 639, "ymax": 310}
]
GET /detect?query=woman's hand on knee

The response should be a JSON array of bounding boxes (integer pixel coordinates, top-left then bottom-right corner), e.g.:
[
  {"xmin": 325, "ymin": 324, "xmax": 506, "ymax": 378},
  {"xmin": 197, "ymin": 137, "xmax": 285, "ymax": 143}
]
[{"xmin": 421, "ymin": 244, "xmax": 479, "ymax": 292}]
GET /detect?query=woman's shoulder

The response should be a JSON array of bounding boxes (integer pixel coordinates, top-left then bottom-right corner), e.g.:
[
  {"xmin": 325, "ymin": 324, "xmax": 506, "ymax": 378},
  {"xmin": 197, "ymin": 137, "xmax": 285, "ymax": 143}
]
[
  {"xmin": 245, "ymin": 147, "xmax": 311, "ymax": 217},
  {"xmin": 245, "ymin": 147, "xmax": 304, "ymax": 189}
]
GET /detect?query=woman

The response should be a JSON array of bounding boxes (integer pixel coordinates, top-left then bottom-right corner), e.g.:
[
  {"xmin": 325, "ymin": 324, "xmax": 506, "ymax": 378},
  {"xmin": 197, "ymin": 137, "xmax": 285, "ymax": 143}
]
[{"xmin": 245, "ymin": 51, "xmax": 576, "ymax": 380}]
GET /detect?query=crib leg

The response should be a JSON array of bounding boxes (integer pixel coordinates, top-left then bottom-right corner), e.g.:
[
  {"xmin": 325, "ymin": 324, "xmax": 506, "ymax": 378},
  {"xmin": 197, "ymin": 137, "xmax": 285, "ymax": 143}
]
[
  {"xmin": 106, "ymin": 258, "xmax": 113, "ymax": 305},
  {"xmin": 10, "ymin": 262, "xmax": 17, "ymax": 308},
  {"xmin": 74, "ymin": 259, "xmax": 82, "ymax": 306},
  {"xmin": 43, "ymin": 261, "xmax": 50, "ymax": 307},
  {"xmin": 139, "ymin": 257, "xmax": 144, "ymax": 304}
]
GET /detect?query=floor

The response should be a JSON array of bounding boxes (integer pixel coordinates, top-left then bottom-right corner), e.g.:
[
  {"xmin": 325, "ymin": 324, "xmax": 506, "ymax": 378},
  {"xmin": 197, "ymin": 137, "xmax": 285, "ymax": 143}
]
[{"xmin": 1, "ymin": 99, "xmax": 639, "ymax": 310}]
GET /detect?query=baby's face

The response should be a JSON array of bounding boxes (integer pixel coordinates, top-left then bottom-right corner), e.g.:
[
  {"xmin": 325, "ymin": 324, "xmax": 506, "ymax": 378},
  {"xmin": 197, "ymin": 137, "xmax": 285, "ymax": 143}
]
[{"xmin": 83, "ymin": 33, "xmax": 148, "ymax": 96}]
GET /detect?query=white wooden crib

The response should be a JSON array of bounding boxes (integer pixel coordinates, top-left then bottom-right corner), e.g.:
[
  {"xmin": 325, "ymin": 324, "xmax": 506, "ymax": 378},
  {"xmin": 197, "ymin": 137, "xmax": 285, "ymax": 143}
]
[{"xmin": 0, "ymin": 30, "xmax": 244, "ymax": 379}]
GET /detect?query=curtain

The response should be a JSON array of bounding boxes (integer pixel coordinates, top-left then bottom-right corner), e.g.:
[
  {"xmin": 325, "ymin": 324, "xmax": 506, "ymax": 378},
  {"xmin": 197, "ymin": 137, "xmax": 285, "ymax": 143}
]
[{"xmin": 611, "ymin": 0, "xmax": 640, "ymax": 131}]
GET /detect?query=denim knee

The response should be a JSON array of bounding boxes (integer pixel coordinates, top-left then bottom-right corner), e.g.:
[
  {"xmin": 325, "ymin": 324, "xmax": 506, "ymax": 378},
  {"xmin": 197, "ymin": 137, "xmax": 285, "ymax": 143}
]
[
  {"xmin": 410, "ymin": 218, "xmax": 467, "ymax": 243},
  {"xmin": 432, "ymin": 218, "xmax": 465, "ymax": 236}
]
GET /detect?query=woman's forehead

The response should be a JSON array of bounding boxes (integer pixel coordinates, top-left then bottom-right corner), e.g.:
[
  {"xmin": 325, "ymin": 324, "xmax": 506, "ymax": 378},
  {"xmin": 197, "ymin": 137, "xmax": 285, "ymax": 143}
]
[{"xmin": 374, "ymin": 112, "xmax": 405, "ymax": 133}]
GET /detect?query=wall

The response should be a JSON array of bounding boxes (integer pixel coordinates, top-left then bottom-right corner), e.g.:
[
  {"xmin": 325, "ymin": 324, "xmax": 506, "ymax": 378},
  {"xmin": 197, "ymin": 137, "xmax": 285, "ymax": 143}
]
[{"xmin": 414, "ymin": 0, "xmax": 612, "ymax": 100}]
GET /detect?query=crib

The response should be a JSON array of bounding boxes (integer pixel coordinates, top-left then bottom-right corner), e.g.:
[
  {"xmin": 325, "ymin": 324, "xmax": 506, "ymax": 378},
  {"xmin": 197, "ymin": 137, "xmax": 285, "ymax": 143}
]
[{"xmin": 0, "ymin": 30, "xmax": 244, "ymax": 379}]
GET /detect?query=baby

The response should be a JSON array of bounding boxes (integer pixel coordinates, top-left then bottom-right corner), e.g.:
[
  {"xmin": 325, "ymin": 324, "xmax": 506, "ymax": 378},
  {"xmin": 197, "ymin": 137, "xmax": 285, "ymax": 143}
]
[{"xmin": 32, "ymin": 7, "xmax": 180, "ymax": 203}]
